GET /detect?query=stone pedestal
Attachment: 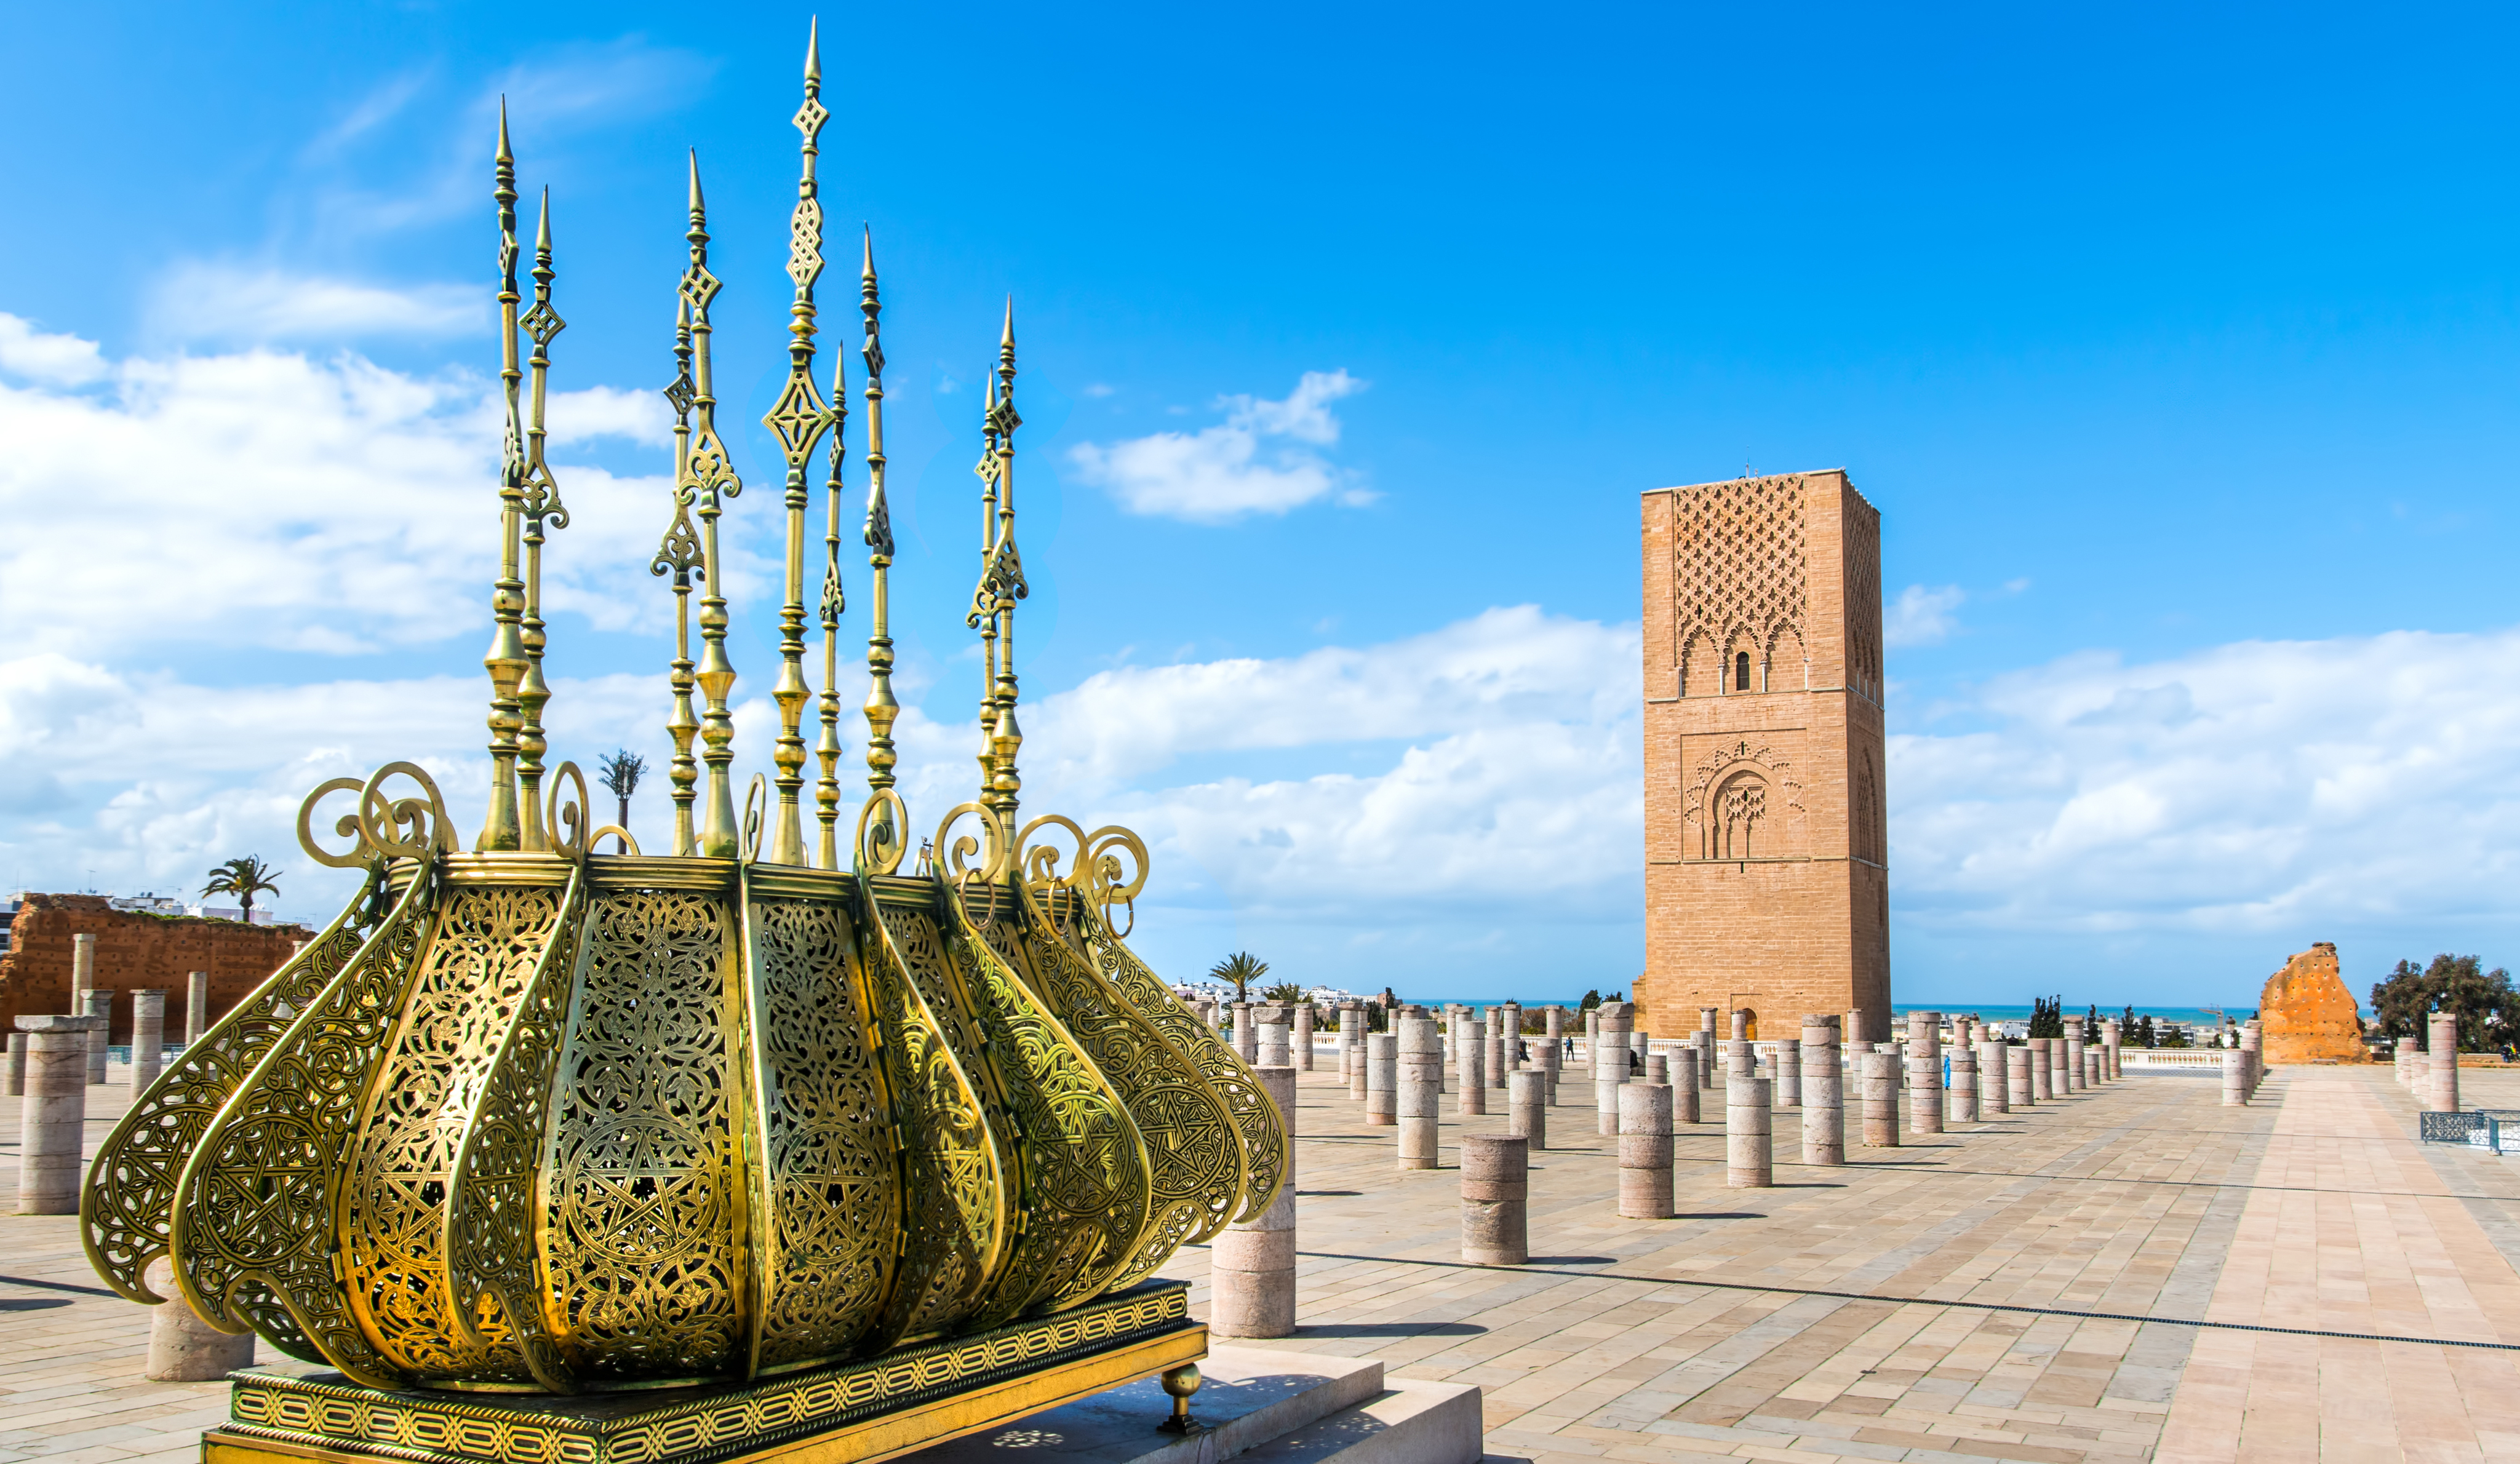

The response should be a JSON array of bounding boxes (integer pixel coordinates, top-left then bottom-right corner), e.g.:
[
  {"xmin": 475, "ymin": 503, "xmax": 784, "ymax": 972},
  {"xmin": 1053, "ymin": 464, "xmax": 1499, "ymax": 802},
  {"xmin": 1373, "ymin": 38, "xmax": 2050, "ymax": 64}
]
[
  {"xmin": 1860, "ymin": 1051, "xmax": 1900, "ymax": 1147},
  {"xmin": 1593, "ymin": 1001, "xmax": 1633, "ymax": 1137},
  {"xmin": 1726, "ymin": 1076, "xmax": 1772, "ymax": 1187},
  {"xmin": 2426, "ymin": 1012, "xmax": 2460, "ymax": 1114},
  {"xmin": 1398, "ymin": 1019, "xmax": 1440, "ymax": 1168},
  {"xmin": 1213, "ymin": 1066, "xmax": 1296, "ymax": 1337},
  {"xmin": 1292, "ymin": 1005, "xmax": 1314, "ymax": 1070},
  {"xmin": 1618, "ymin": 1084, "xmax": 1675, "ymax": 1217},
  {"xmin": 16, "ymin": 1014, "xmax": 103, "ymax": 1214},
  {"xmin": 144, "ymin": 1257, "xmax": 255, "ymax": 1380},
  {"xmin": 1672, "ymin": 1049, "xmax": 1700, "ymax": 1123},
  {"xmin": 1461, "ymin": 1135, "xmax": 1528, "ymax": 1265},
  {"xmin": 1948, "ymin": 1047, "xmax": 1978, "ymax": 1123},
  {"xmin": 131, "ymin": 989, "xmax": 167, "ymax": 1091},
  {"xmin": 1364, "ymin": 1033, "xmax": 1397, "ymax": 1125},
  {"xmin": 187, "ymin": 970, "xmax": 211, "ymax": 1046},
  {"xmin": 2221, "ymin": 1049, "xmax": 2247, "ymax": 1107},
  {"xmin": 1507, "ymin": 1069, "xmax": 1547, "ymax": 1150},
  {"xmin": 1775, "ymin": 1036, "xmax": 1801, "ymax": 1107},
  {"xmin": 1801, "ymin": 1015, "xmax": 1843, "ymax": 1165}
]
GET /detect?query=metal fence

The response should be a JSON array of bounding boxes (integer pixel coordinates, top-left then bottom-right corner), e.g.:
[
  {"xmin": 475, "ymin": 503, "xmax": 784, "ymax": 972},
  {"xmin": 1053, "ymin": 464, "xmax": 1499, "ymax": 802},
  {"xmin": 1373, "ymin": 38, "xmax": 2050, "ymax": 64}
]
[{"xmin": 2418, "ymin": 1110, "xmax": 2520, "ymax": 1150}]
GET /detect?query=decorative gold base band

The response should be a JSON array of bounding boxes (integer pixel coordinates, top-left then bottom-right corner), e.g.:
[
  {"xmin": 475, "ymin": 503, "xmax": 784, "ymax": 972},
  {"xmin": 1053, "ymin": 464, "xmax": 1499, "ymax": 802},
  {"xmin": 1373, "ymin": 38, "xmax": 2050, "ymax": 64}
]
[{"xmin": 202, "ymin": 1283, "xmax": 1202, "ymax": 1464}]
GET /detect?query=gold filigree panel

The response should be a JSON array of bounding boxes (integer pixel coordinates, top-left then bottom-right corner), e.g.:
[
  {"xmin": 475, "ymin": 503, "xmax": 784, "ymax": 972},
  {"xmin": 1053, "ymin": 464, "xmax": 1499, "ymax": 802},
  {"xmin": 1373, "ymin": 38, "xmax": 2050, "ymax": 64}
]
[
  {"xmin": 744, "ymin": 890, "xmax": 898, "ymax": 1372},
  {"xmin": 944, "ymin": 881, "xmax": 1149, "ymax": 1321},
  {"xmin": 1011, "ymin": 880, "xmax": 1238, "ymax": 1292},
  {"xmin": 543, "ymin": 888, "xmax": 742, "ymax": 1384},
  {"xmin": 170, "ymin": 862, "xmax": 440, "ymax": 1388},
  {"xmin": 344, "ymin": 882, "xmax": 567, "ymax": 1385},
  {"xmin": 447, "ymin": 869, "xmax": 586, "ymax": 1392},
  {"xmin": 863, "ymin": 885, "xmax": 1012, "ymax": 1343},
  {"xmin": 84, "ymin": 864, "xmax": 386, "ymax": 1305},
  {"xmin": 1080, "ymin": 907, "xmax": 1283, "ymax": 1225}
]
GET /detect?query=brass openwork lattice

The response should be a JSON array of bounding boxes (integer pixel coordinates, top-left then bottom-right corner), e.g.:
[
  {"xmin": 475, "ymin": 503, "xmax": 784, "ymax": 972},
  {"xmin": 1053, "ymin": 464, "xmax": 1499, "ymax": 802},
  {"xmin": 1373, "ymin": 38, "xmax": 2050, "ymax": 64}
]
[{"xmin": 80, "ymin": 26, "xmax": 1275, "ymax": 1398}]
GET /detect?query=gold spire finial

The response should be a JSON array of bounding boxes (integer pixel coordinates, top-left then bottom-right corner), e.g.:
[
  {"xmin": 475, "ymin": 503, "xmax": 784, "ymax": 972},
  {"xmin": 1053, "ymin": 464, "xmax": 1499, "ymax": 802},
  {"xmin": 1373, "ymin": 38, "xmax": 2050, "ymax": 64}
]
[
  {"xmin": 515, "ymin": 185, "xmax": 569, "ymax": 851},
  {"xmin": 971, "ymin": 304, "xmax": 1027, "ymax": 816},
  {"xmin": 653, "ymin": 291, "xmax": 704, "ymax": 856},
  {"xmin": 860, "ymin": 228, "xmax": 901, "ymax": 819},
  {"xmin": 477, "ymin": 102, "xmax": 530, "ymax": 851},
  {"xmin": 762, "ymin": 26, "xmax": 840, "ymax": 865},
  {"xmin": 679, "ymin": 149, "xmax": 744, "ymax": 859}
]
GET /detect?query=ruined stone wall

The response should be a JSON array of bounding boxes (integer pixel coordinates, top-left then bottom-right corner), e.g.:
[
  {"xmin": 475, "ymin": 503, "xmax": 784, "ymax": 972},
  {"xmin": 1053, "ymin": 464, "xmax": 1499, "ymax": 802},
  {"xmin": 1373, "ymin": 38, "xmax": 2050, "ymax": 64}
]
[
  {"xmin": 2259, "ymin": 941, "xmax": 2369, "ymax": 1064},
  {"xmin": 0, "ymin": 894, "xmax": 312, "ymax": 1043}
]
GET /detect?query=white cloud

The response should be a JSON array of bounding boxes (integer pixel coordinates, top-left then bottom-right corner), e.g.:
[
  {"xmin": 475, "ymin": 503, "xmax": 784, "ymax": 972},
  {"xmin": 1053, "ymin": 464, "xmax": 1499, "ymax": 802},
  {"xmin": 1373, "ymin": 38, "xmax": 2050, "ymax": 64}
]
[
  {"xmin": 1886, "ymin": 583, "xmax": 1965, "ymax": 647},
  {"xmin": 1066, "ymin": 370, "xmax": 1370, "ymax": 523},
  {"xmin": 1892, "ymin": 629, "xmax": 2520, "ymax": 936},
  {"xmin": 0, "ymin": 334, "xmax": 712, "ymax": 659},
  {"xmin": 0, "ymin": 607, "xmax": 1644, "ymax": 942},
  {"xmin": 0, "ymin": 314, "xmax": 110, "ymax": 386},
  {"xmin": 149, "ymin": 264, "xmax": 484, "ymax": 342}
]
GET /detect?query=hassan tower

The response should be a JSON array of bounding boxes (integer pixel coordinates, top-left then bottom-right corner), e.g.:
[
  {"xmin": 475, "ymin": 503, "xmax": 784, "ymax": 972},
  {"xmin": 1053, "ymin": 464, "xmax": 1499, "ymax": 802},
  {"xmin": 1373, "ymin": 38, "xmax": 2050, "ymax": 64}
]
[{"xmin": 1639, "ymin": 470, "xmax": 1891, "ymax": 1044}]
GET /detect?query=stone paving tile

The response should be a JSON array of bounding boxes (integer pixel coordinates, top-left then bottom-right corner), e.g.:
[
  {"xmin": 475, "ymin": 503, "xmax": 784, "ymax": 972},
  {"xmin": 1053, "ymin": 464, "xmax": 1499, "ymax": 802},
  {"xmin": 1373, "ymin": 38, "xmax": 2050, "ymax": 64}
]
[{"xmin": 14, "ymin": 1052, "xmax": 2520, "ymax": 1462}]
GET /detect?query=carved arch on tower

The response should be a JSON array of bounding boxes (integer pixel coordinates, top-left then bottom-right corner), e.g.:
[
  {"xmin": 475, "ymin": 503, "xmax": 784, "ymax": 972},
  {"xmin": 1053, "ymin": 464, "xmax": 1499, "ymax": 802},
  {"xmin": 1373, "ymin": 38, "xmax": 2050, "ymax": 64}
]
[{"xmin": 1683, "ymin": 738, "xmax": 1806, "ymax": 861}]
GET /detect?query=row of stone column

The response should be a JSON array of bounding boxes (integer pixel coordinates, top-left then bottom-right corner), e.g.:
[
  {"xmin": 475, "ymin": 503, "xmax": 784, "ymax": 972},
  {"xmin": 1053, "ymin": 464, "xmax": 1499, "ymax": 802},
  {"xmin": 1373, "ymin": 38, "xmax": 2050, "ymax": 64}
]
[{"xmin": 2398, "ymin": 1011, "xmax": 2461, "ymax": 1113}]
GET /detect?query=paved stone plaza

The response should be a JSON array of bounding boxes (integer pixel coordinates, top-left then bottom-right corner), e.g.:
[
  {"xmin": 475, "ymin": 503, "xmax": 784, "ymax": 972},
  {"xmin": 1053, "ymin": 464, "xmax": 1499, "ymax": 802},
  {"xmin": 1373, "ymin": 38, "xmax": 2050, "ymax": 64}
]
[{"xmin": 7, "ymin": 1057, "xmax": 2520, "ymax": 1463}]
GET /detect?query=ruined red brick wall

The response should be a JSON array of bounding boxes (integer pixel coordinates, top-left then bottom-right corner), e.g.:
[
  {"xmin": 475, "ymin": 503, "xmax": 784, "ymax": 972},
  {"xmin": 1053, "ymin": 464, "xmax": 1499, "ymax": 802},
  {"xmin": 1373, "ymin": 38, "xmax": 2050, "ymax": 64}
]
[{"xmin": 0, "ymin": 894, "xmax": 312, "ymax": 1043}]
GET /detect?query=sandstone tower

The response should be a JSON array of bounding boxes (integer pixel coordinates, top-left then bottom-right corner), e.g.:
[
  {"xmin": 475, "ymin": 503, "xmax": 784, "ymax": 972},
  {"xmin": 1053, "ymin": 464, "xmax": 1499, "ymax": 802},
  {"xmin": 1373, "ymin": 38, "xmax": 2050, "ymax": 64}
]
[{"xmin": 1640, "ymin": 470, "xmax": 1889, "ymax": 1044}]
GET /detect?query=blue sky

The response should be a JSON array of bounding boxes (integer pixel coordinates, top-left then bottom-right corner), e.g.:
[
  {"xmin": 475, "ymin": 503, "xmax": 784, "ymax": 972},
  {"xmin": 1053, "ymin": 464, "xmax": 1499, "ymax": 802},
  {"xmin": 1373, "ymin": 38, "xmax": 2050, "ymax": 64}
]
[{"xmin": 3, "ymin": 2, "xmax": 2517, "ymax": 1009}]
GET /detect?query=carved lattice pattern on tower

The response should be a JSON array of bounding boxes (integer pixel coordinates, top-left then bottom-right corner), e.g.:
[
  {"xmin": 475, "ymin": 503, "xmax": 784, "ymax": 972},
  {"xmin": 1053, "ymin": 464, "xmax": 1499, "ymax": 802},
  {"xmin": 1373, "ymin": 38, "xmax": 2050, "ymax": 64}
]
[
  {"xmin": 1843, "ymin": 496, "xmax": 1883, "ymax": 701},
  {"xmin": 1670, "ymin": 474, "xmax": 1806, "ymax": 690}
]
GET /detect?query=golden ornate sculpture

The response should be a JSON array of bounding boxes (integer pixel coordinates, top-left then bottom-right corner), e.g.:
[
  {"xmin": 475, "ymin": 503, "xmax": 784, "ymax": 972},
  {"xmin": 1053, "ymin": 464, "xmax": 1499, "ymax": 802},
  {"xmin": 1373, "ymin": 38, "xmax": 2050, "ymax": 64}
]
[{"xmin": 79, "ymin": 27, "xmax": 1276, "ymax": 1411}]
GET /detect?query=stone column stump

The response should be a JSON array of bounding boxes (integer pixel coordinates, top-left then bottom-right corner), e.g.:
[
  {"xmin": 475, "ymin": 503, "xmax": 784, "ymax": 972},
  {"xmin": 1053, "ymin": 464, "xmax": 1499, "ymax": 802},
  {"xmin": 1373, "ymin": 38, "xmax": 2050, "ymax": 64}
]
[
  {"xmin": 16, "ymin": 1014, "xmax": 103, "ymax": 1214},
  {"xmin": 2426, "ymin": 1013, "xmax": 2460, "ymax": 1114},
  {"xmin": 1397, "ymin": 1018, "xmax": 1440, "ymax": 1168},
  {"xmin": 131, "ymin": 989, "xmax": 167, "ymax": 1091},
  {"xmin": 1460, "ymin": 1135, "xmax": 1528, "ymax": 1265},
  {"xmin": 1908, "ymin": 1011, "xmax": 1943, "ymax": 1136},
  {"xmin": 1365, "ymin": 1033, "xmax": 1397, "ymax": 1125},
  {"xmin": 1861, "ymin": 1051, "xmax": 1900, "ymax": 1148},
  {"xmin": 1673, "ymin": 1049, "xmax": 1701, "ymax": 1123},
  {"xmin": 145, "ymin": 1257, "xmax": 255, "ymax": 1380},
  {"xmin": 1948, "ymin": 1046, "xmax": 1978, "ymax": 1123},
  {"xmin": 1507, "ymin": 1069, "xmax": 1547, "ymax": 1150},
  {"xmin": 1619, "ymin": 1083, "xmax": 1675, "ymax": 1217},
  {"xmin": 1726, "ymin": 1076, "xmax": 1772, "ymax": 1187},
  {"xmin": 1212, "ymin": 1065, "xmax": 1296, "ymax": 1337},
  {"xmin": 1801, "ymin": 1015, "xmax": 1844, "ymax": 1165}
]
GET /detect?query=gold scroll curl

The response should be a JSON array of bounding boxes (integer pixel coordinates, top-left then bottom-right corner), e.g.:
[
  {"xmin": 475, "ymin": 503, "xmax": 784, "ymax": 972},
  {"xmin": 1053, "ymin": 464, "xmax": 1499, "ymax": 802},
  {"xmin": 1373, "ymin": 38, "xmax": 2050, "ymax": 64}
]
[
  {"xmin": 933, "ymin": 802, "xmax": 1008, "ymax": 888},
  {"xmin": 299, "ymin": 762, "xmax": 458, "ymax": 869},
  {"xmin": 546, "ymin": 760, "xmax": 591, "ymax": 861},
  {"xmin": 856, "ymin": 786, "xmax": 908, "ymax": 876}
]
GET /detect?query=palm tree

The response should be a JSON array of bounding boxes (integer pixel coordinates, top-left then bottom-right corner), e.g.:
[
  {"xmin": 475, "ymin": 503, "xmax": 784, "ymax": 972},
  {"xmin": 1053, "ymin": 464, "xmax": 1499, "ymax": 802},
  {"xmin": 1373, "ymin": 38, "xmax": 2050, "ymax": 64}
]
[
  {"xmin": 1210, "ymin": 952, "xmax": 1269, "ymax": 1004},
  {"xmin": 597, "ymin": 749, "xmax": 647, "ymax": 854},
  {"xmin": 202, "ymin": 856, "xmax": 282, "ymax": 925}
]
